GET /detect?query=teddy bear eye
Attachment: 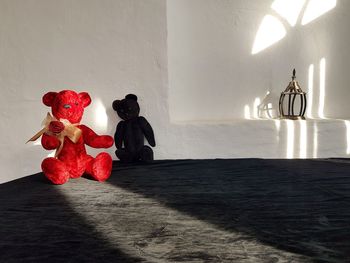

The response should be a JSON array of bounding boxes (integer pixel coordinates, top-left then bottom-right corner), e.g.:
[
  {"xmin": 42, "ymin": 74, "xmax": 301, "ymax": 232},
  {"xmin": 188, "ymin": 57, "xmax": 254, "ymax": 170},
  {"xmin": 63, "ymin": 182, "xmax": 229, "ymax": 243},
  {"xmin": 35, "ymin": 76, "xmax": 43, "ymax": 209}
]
[{"xmin": 63, "ymin": 104, "xmax": 71, "ymax": 109}]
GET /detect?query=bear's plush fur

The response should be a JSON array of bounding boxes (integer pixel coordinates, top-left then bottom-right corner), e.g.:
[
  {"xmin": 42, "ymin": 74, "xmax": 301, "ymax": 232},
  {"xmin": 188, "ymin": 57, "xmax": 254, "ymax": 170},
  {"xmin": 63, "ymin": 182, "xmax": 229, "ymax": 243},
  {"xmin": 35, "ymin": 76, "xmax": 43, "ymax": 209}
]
[
  {"xmin": 112, "ymin": 94, "xmax": 155, "ymax": 163},
  {"xmin": 39, "ymin": 90, "xmax": 114, "ymax": 184}
]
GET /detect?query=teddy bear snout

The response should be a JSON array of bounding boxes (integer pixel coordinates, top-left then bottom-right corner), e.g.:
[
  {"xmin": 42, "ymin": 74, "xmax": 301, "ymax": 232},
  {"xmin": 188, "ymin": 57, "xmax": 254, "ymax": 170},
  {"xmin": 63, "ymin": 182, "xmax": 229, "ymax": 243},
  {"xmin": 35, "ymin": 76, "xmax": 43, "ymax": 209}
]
[{"xmin": 64, "ymin": 104, "xmax": 71, "ymax": 109}]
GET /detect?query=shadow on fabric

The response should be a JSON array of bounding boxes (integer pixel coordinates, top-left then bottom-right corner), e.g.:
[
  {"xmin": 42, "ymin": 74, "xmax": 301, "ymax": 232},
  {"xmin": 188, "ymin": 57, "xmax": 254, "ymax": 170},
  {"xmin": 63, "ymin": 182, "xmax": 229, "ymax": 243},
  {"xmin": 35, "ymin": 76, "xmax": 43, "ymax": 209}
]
[
  {"xmin": 108, "ymin": 159, "xmax": 350, "ymax": 263},
  {"xmin": 0, "ymin": 173, "xmax": 142, "ymax": 262}
]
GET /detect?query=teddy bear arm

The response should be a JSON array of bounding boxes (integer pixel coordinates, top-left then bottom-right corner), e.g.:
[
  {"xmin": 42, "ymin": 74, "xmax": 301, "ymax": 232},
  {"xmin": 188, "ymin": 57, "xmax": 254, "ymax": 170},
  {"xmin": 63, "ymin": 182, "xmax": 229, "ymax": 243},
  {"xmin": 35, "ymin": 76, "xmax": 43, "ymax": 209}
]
[
  {"xmin": 138, "ymin": 117, "xmax": 156, "ymax": 147},
  {"xmin": 80, "ymin": 125, "xmax": 114, "ymax": 148},
  {"xmin": 41, "ymin": 133, "xmax": 60, "ymax": 150},
  {"xmin": 114, "ymin": 121, "xmax": 125, "ymax": 149}
]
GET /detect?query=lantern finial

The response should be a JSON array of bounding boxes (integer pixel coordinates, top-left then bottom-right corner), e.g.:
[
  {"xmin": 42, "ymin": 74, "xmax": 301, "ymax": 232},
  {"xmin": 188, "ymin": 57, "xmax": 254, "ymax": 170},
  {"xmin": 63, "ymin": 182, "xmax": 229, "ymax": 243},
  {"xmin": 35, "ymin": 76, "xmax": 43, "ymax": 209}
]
[{"xmin": 292, "ymin": 69, "xmax": 296, "ymax": 80}]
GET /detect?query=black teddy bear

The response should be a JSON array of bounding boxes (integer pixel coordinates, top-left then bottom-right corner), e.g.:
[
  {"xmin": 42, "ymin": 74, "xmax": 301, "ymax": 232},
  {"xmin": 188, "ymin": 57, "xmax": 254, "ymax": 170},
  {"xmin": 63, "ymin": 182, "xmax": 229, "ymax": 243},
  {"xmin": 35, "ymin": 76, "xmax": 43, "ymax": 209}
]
[{"xmin": 112, "ymin": 94, "xmax": 155, "ymax": 163}]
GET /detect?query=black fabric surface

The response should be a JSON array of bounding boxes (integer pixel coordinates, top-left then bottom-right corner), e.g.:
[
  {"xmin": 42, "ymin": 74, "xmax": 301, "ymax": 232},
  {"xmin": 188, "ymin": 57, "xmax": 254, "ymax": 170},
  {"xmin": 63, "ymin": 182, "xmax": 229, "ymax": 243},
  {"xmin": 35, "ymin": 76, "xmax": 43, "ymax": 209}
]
[{"xmin": 1, "ymin": 159, "xmax": 350, "ymax": 262}]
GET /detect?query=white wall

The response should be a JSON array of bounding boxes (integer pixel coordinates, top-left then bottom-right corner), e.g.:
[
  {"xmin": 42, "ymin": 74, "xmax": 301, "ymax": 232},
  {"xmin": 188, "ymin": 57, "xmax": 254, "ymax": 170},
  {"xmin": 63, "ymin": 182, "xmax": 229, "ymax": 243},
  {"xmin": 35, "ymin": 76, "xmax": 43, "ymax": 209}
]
[
  {"xmin": 165, "ymin": 0, "xmax": 350, "ymax": 160},
  {"xmin": 0, "ymin": 0, "xmax": 168, "ymax": 183},
  {"xmin": 168, "ymin": 0, "xmax": 350, "ymax": 121},
  {"xmin": 1, "ymin": 0, "xmax": 350, "ymax": 184}
]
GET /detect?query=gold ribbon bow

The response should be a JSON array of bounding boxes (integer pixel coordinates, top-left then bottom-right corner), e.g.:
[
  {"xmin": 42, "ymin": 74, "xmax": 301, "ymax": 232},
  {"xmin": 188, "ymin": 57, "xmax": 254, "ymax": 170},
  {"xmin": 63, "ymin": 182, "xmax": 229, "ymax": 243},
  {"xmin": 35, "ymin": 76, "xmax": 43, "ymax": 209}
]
[{"xmin": 27, "ymin": 112, "xmax": 82, "ymax": 157}]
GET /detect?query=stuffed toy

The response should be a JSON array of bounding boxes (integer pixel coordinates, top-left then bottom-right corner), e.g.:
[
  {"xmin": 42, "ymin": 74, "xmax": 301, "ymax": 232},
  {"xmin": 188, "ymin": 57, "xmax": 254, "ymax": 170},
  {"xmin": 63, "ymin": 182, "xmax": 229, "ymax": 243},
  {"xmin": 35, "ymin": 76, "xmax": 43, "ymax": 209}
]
[
  {"xmin": 28, "ymin": 90, "xmax": 114, "ymax": 184},
  {"xmin": 112, "ymin": 94, "xmax": 155, "ymax": 163}
]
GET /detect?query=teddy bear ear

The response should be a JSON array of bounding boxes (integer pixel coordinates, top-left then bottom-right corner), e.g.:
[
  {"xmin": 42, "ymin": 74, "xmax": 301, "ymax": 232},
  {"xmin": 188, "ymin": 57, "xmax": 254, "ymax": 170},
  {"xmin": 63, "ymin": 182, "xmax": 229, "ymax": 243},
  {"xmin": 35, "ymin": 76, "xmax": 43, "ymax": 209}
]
[
  {"xmin": 112, "ymin": 100, "xmax": 121, "ymax": 111},
  {"xmin": 78, "ymin": 92, "xmax": 91, "ymax": 108},
  {"xmin": 125, "ymin": 94, "xmax": 138, "ymax": 101},
  {"xmin": 42, "ymin": 92, "xmax": 58, "ymax": 107}
]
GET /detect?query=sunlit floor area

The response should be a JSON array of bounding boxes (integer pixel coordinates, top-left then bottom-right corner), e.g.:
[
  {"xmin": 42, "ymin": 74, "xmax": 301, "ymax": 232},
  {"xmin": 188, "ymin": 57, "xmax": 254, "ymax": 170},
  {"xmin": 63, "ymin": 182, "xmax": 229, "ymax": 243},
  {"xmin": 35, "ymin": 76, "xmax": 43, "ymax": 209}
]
[{"xmin": 1, "ymin": 159, "xmax": 350, "ymax": 262}]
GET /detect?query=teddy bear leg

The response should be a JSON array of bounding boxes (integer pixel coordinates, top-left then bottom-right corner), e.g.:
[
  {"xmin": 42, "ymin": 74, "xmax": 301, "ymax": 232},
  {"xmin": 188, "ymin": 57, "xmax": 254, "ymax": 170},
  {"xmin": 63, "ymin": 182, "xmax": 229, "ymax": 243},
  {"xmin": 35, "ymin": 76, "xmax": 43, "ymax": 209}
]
[
  {"xmin": 41, "ymin": 157, "xmax": 70, "ymax": 185},
  {"xmin": 139, "ymin": 146, "xmax": 154, "ymax": 162},
  {"xmin": 86, "ymin": 152, "xmax": 112, "ymax": 182},
  {"xmin": 116, "ymin": 148, "xmax": 135, "ymax": 163}
]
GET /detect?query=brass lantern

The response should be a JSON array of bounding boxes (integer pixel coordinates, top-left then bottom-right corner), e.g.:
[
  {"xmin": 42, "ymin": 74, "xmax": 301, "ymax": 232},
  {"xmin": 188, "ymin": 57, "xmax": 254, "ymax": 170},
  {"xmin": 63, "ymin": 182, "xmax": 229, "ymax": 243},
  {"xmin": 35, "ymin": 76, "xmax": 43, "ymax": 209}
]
[{"xmin": 279, "ymin": 69, "xmax": 307, "ymax": 120}]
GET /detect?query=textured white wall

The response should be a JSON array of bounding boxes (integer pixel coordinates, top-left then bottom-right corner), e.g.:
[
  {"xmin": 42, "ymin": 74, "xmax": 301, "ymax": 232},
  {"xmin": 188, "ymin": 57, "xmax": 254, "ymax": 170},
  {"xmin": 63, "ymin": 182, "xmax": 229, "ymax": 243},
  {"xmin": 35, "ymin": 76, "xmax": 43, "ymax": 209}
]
[
  {"xmin": 1, "ymin": 0, "xmax": 350, "ymax": 184},
  {"xmin": 0, "ymin": 0, "xmax": 168, "ymax": 183},
  {"xmin": 165, "ymin": 0, "xmax": 350, "ymax": 162},
  {"xmin": 168, "ymin": 0, "xmax": 350, "ymax": 121}
]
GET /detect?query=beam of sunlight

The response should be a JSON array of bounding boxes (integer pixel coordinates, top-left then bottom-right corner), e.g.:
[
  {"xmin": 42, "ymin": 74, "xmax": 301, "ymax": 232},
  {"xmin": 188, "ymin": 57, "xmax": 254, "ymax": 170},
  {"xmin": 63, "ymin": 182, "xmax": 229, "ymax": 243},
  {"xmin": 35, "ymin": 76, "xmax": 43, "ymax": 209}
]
[
  {"xmin": 301, "ymin": 0, "xmax": 337, "ymax": 25},
  {"xmin": 94, "ymin": 98, "xmax": 108, "ymax": 132},
  {"xmin": 252, "ymin": 15, "xmax": 286, "ymax": 55},
  {"xmin": 57, "ymin": 182, "xmax": 307, "ymax": 261},
  {"xmin": 274, "ymin": 119, "xmax": 281, "ymax": 143},
  {"xmin": 344, "ymin": 120, "xmax": 350, "ymax": 154},
  {"xmin": 253, "ymin": 97, "xmax": 261, "ymax": 119},
  {"xmin": 307, "ymin": 64, "xmax": 314, "ymax": 118},
  {"xmin": 274, "ymin": 119, "xmax": 281, "ymax": 132},
  {"xmin": 271, "ymin": 0, "xmax": 306, "ymax": 26},
  {"xmin": 244, "ymin": 105, "xmax": 251, "ymax": 119},
  {"xmin": 313, "ymin": 123, "xmax": 318, "ymax": 158},
  {"xmin": 286, "ymin": 120, "xmax": 295, "ymax": 159},
  {"xmin": 299, "ymin": 120, "xmax": 307, "ymax": 158},
  {"xmin": 318, "ymin": 58, "xmax": 326, "ymax": 119}
]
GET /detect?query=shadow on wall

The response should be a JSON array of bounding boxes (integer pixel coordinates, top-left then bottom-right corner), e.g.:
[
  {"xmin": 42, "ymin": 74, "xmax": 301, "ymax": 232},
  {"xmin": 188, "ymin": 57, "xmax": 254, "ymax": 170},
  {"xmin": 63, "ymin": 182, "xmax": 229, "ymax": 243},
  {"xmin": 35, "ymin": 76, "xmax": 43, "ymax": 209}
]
[
  {"xmin": 108, "ymin": 159, "xmax": 350, "ymax": 262},
  {"xmin": 0, "ymin": 175, "xmax": 142, "ymax": 262}
]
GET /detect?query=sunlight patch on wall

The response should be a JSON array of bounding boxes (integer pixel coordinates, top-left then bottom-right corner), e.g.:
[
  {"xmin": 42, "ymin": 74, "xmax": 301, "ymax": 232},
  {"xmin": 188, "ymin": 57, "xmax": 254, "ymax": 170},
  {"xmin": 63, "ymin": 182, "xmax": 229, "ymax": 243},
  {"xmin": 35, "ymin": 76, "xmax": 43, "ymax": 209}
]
[
  {"xmin": 344, "ymin": 120, "xmax": 350, "ymax": 154},
  {"xmin": 307, "ymin": 64, "xmax": 314, "ymax": 118},
  {"xmin": 286, "ymin": 120, "xmax": 295, "ymax": 158},
  {"xmin": 252, "ymin": 0, "xmax": 337, "ymax": 55},
  {"xmin": 318, "ymin": 58, "xmax": 326, "ymax": 119},
  {"xmin": 299, "ymin": 120, "xmax": 307, "ymax": 158},
  {"xmin": 244, "ymin": 105, "xmax": 251, "ymax": 119},
  {"xmin": 274, "ymin": 119, "xmax": 281, "ymax": 143},
  {"xmin": 301, "ymin": 0, "xmax": 336, "ymax": 25},
  {"xmin": 94, "ymin": 98, "xmax": 108, "ymax": 132},
  {"xmin": 253, "ymin": 97, "xmax": 261, "ymax": 119},
  {"xmin": 282, "ymin": 120, "xmax": 307, "ymax": 159},
  {"xmin": 271, "ymin": 0, "xmax": 306, "ymax": 26},
  {"xmin": 244, "ymin": 98, "xmax": 264, "ymax": 119},
  {"xmin": 313, "ymin": 123, "xmax": 318, "ymax": 158},
  {"xmin": 274, "ymin": 119, "xmax": 281, "ymax": 132},
  {"xmin": 251, "ymin": 15, "xmax": 286, "ymax": 55}
]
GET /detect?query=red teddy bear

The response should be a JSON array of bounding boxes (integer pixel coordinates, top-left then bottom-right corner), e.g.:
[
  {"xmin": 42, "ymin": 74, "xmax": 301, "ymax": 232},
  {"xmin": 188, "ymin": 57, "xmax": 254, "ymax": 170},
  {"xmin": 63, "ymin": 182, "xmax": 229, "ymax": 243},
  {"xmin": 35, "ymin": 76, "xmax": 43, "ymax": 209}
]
[{"xmin": 31, "ymin": 90, "xmax": 114, "ymax": 184}]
